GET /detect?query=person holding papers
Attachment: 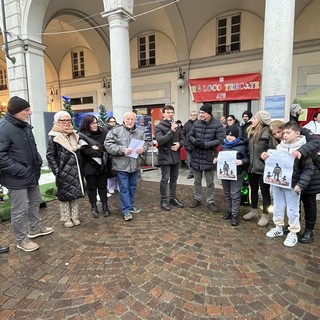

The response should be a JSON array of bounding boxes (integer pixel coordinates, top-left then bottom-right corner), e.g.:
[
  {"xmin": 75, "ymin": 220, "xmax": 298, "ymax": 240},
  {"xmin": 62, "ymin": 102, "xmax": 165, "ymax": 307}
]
[
  {"xmin": 214, "ymin": 125, "xmax": 249, "ymax": 226},
  {"xmin": 105, "ymin": 112, "xmax": 145, "ymax": 221},
  {"xmin": 263, "ymin": 122, "xmax": 313, "ymax": 247},
  {"xmin": 155, "ymin": 105, "xmax": 184, "ymax": 211}
]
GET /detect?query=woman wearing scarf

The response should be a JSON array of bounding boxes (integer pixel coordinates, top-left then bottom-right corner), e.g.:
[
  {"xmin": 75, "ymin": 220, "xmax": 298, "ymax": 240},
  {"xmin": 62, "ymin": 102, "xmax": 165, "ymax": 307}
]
[
  {"xmin": 46, "ymin": 111, "xmax": 84, "ymax": 228},
  {"xmin": 215, "ymin": 125, "xmax": 249, "ymax": 226},
  {"xmin": 78, "ymin": 115, "xmax": 110, "ymax": 218}
]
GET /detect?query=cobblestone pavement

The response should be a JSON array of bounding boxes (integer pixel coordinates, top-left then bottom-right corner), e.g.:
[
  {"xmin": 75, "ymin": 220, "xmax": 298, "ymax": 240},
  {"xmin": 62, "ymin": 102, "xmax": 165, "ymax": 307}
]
[{"xmin": 0, "ymin": 178, "xmax": 319, "ymax": 319}]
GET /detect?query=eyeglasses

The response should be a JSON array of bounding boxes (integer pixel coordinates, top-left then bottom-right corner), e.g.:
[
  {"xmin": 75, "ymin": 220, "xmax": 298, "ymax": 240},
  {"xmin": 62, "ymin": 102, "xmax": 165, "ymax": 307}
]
[
  {"xmin": 91, "ymin": 122, "xmax": 98, "ymax": 125},
  {"xmin": 58, "ymin": 119, "xmax": 72, "ymax": 123}
]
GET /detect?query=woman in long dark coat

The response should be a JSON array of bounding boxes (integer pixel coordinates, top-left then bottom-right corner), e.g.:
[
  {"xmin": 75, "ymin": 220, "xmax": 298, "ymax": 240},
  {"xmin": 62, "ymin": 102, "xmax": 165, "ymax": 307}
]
[
  {"xmin": 79, "ymin": 115, "xmax": 110, "ymax": 218},
  {"xmin": 46, "ymin": 111, "xmax": 84, "ymax": 228}
]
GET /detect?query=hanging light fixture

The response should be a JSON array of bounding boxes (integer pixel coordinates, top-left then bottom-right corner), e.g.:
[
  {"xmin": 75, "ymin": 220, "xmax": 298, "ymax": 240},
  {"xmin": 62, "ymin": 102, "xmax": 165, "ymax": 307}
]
[
  {"xmin": 101, "ymin": 77, "xmax": 111, "ymax": 96},
  {"xmin": 177, "ymin": 67, "xmax": 185, "ymax": 93},
  {"xmin": 48, "ymin": 86, "xmax": 55, "ymax": 102}
]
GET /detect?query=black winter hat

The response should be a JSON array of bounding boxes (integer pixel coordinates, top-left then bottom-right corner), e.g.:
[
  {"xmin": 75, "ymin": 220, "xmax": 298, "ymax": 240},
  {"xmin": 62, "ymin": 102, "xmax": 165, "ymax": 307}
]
[
  {"xmin": 242, "ymin": 110, "xmax": 252, "ymax": 119},
  {"xmin": 200, "ymin": 103, "xmax": 212, "ymax": 114},
  {"xmin": 226, "ymin": 125, "xmax": 239, "ymax": 138},
  {"xmin": 7, "ymin": 96, "xmax": 30, "ymax": 115}
]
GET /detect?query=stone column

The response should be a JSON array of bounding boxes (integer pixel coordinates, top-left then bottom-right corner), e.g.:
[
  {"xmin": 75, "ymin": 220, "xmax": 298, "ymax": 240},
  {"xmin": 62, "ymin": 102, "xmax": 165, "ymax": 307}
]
[
  {"xmin": 101, "ymin": 0, "xmax": 134, "ymax": 122},
  {"xmin": 261, "ymin": 0, "xmax": 295, "ymax": 120},
  {"xmin": 7, "ymin": 39, "xmax": 48, "ymax": 157}
]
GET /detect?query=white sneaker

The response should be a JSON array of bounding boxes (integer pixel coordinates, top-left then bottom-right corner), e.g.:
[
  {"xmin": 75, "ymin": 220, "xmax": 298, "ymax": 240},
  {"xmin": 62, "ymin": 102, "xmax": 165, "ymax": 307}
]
[
  {"xmin": 107, "ymin": 193, "xmax": 112, "ymax": 198},
  {"xmin": 266, "ymin": 227, "xmax": 283, "ymax": 238},
  {"xmin": 109, "ymin": 190, "xmax": 115, "ymax": 194},
  {"xmin": 284, "ymin": 232, "xmax": 298, "ymax": 247}
]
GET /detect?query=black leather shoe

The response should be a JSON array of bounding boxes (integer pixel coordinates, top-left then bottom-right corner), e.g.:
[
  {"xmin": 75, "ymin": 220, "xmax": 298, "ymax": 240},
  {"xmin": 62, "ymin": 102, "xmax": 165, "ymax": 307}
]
[
  {"xmin": 190, "ymin": 199, "xmax": 201, "ymax": 208},
  {"xmin": 91, "ymin": 204, "xmax": 99, "ymax": 218},
  {"xmin": 187, "ymin": 174, "xmax": 194, "ymax": 179},
  {"xmin": 161, "ymin": 200, "xmax": 170, "ymax": 211},
  {"xmin": 298, "ymin": 229, "xmax": 314, "ymax": 244},
  {"xmin": 282, "ymin": 225, "xmax": 290, "ymax": 234},
  {"xmin": 0, "ymin": 245, "xmax": 9, "ymax": 254},
  {"xmin": 207, "ymin": 203, "xmax": 218, "ymax": 212},
  {"xmin": 169, "ymin": 198, "xmax": 184, "ymax": 208},
  {"xmin": 102, "ymin": 203, "xmax": 110, "ymax": 217},
  {"xmin": 231, "ymin": 215, "xmax": 239, "ymax": 226},
  {"xmin": 223, "ymin": 211, "xmax": 231, "ymax": 220}
]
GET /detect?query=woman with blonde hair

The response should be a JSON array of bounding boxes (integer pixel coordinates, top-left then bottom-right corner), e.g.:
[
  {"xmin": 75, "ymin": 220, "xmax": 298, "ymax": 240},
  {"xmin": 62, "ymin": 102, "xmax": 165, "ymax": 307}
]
[
  {"xmin": 46, "ymin": 111, "xmax": 84, "ymax": 228},
  {"xmin": 243, "ymin": 110, "xmax": 272, "ymax": 227}
]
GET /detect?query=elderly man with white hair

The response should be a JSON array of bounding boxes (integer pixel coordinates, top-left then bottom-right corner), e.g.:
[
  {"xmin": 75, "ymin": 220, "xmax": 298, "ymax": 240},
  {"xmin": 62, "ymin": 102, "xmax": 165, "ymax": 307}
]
[{"xmin": 105, "ymin": 112, "xmax": 145, "ymax": 221}]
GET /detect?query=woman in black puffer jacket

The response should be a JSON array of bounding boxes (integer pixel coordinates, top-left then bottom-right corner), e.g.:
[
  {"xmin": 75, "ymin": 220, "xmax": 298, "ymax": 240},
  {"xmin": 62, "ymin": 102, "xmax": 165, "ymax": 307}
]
[{"xmin": 46, "ymin": 111, "xmax": 84, "ymax": 228}]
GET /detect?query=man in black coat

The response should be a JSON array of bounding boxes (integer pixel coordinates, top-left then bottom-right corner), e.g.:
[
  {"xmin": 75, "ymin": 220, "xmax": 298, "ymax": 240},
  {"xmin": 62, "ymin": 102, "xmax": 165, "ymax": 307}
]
[
  {"xmin": 155, "ymin": 105, "xmax": 184, "ymax": 211},
  {"xmin": 188, "ymin": 103, "xmax": 225, "ymax": 212},
  {"xmin": 182, "ymin": 111, "xmax": 197, "ymax": 179},
  {"xmin": 0, "ymin": 96, "xmax": 53, "ymax": 252}
]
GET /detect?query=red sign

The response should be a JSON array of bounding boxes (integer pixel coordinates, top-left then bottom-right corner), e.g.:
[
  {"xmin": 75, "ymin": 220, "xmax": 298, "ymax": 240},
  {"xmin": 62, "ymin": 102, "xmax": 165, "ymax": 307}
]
[{"xmin": 188, "ymin": 73, "xmax": 261, "ymax": 102}]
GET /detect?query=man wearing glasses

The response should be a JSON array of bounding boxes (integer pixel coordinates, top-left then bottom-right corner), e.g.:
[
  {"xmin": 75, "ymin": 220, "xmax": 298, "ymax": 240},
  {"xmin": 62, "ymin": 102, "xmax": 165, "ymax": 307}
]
[
  {"xmin": 188, "ymin": 103, "xmax": 225, "ymax": 212},
  {"xmin": 0, "ymin": 96, "xmax": 53, "ymax": 252},
  {"xmin": 182, "ymin": 111, "xmax": 198, "ymax": 179}
]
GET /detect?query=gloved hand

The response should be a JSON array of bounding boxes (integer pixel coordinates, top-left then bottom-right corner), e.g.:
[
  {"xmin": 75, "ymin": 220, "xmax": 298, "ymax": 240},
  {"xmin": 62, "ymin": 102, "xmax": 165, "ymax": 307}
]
[{"xmin": 194, "ymin": 139, "xmax": 205, "ymax": 148}]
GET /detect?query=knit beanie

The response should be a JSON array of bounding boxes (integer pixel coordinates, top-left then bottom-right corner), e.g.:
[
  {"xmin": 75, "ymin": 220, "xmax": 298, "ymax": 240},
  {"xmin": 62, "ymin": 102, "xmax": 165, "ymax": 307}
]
[
  {"xmin": 226, "ymin": 125, "xmax": 239, "ymax": 138},
  {"xmin": 255, "ymin": 110, "xmax": 272, "ymax": 125},
  {"xmin": 54, "ymin": 110, "xmax": 71, "ymax": 123},
  {"xmin": 7, "ymin": 96, "xmax": 30, "ymax": 115},
  {"xmin": 200, "ymin": 103, "xmax": 212, "ymax": 114},
  {"xmin": 242, "ymin": 110, "xmax": 252, "ymax": 119},
  {"xmin": 290, "ymin": 103, "xmax": 302, "ymax": 115}
]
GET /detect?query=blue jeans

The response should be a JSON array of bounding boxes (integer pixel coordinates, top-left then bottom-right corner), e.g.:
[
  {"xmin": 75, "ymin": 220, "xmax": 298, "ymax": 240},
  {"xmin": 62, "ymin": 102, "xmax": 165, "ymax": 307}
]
[{"xmin": 116, "ymin": 171, "xmax": 138, "ymax": 215}]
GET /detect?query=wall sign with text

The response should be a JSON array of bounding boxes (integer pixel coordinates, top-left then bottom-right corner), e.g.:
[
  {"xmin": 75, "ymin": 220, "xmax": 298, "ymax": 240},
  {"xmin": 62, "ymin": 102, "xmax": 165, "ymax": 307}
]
[{"xmin": 188, "ymin": 73, "xmax": 261, "ymax": 102}]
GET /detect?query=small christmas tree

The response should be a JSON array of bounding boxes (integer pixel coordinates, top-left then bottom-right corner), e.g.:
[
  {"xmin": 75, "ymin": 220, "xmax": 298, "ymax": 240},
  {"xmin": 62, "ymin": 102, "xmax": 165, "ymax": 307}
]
[
  {"xmin": 98, "ymin": 104, "xmax": 107, "ymax": 126},
  {"xmin": 61, "ymin": 95, "xmax": 76, "ymax": 128}
]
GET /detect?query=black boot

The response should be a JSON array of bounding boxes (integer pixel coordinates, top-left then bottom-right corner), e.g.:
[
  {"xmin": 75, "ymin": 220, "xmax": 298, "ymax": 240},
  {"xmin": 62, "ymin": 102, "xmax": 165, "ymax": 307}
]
[
  {"xmin": 161, "ymin": 199, "xmax": 170, "ymax": 211},
  {"xmin": 102, "ymin": 202, "xmax": 110, "ymax": 217},
  {"xmin": 298, "ymin": 229, "xmax": 314, "ymax": 244},
  {"xmin": 231, "ymin": 214, "xmax": 239, "ymax": 226},
  {"xmin": 91, "ymin": 203, "xmax": 99, "ymax": 218},
  {"xmin": 223, "ymin": 210, "xmax": 231, "ymax": 220}
]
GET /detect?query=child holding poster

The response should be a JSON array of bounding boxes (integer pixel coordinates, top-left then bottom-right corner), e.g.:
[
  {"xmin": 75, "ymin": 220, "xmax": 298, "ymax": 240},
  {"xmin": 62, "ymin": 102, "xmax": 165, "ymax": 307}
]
[
  {"xmin": 214, "ymin": 125, "xmax": 249, "ymax": 226},
  {"xmin": 264, "ymin": 122, "xmax": 314, "ymax": 247}
]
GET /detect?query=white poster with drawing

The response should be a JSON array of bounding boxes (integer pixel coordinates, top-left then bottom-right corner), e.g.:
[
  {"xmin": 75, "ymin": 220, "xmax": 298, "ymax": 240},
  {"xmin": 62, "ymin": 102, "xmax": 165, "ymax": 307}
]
[
  {"xmin": 217, "ymin": 151, "xmax": 237, "ymax": 180},
  {"xmin": 263, "ymin": 149, "xmax": 295, "ymax": 189}
]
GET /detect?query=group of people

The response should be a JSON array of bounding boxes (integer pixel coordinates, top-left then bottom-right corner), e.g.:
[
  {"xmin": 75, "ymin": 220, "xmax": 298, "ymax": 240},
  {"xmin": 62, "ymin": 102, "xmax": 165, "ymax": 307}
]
[
  {"xmin": 155, "ymin": 103, "xmax": 319, "ymax": 247},
  {"xmin": 0, "ymin": 96, "xmax": 144, "ymax": 252},
  {"xmin": 0, "ymin": 96, "xmax": 318, "ymax": 253}
]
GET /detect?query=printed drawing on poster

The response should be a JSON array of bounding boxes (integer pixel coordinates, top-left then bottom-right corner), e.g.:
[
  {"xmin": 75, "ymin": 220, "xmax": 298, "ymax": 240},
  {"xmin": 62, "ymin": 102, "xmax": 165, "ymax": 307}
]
[
  {"xmin": 217, "ymin": 151, "xmax": 237, "ymax": 180},
  {"xmin": 263, "ymin": 149, "xmax": 295, "ymax": 189}
]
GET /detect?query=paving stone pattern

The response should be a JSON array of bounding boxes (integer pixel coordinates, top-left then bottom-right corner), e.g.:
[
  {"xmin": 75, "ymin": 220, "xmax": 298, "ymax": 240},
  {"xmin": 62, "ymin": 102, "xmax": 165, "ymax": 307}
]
[{"xmin": 0, "ymin": 181, "xmax": 319, "ymax": 320}]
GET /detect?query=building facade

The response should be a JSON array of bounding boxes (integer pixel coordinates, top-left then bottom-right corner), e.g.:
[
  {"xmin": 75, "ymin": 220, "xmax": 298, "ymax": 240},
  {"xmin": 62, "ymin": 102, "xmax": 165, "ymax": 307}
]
[{"xmin": 0, "ymin": 0, "xmax": 320, "ymax": 155}]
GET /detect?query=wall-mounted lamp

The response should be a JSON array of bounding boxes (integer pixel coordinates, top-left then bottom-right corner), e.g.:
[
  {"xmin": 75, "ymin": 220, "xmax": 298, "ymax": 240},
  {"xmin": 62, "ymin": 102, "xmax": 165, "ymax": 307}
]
[
  {"xmin": 177, "ymin": 67, "xmax": 185, "ymax": 93},
  {"xmin": 101, "ymin": 77, "xmax": 111, "ymax": 96},
  {"xmin": 48, "ymin": 86, "xmax": 58, "ymax": 102}
]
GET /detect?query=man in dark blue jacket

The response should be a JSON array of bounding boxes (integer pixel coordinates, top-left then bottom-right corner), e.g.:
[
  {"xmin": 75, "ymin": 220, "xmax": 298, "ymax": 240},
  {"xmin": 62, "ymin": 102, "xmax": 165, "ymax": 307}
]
[
  {"xmin": 0, "ymin": 96, "xmax": 53, "ymax": 252},
  {"xmin": 188, "ymin": 103, "xmax": 225, "ymax": 212},
  {"xmin": 155, "ymin": 105, "xmax": 184, "ymax": 211}
]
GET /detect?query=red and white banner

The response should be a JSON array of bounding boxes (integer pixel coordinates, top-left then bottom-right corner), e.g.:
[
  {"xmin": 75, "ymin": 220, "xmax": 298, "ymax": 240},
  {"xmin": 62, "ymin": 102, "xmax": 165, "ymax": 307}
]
[{"xmin": 188, "ymin": 73, "xmax": 261, "ymax": 102}]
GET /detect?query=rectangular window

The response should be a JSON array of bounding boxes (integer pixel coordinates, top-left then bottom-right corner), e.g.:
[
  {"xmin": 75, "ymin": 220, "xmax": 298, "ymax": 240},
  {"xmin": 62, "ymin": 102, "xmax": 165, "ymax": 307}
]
[
  {"xmin": 0, "ymin": 68, "xmax": 7, "ymax": 90},
  {"xmin": 71, "ymin": 50, "xmax": 85, "ymax": 79},
  {"xmin": 216, "ymin": 14, "xmax": 240, "ymax": 55},
  {"xmin": 70, "ymin": 96, "xmax": 93, "ymax": 105},
  {"xmin": 138, "ymin": 34, "xmax": 156, "ymax": 68}
]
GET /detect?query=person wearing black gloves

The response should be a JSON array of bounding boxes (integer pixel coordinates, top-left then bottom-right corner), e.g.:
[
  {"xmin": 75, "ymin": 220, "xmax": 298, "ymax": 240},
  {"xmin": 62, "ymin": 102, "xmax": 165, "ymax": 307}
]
[{"xmin": 188, "ymin": 103, "xmax": 225, "ymax": 212}]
